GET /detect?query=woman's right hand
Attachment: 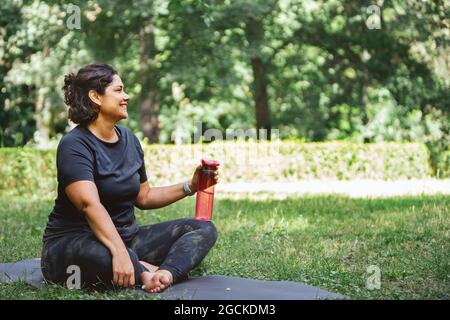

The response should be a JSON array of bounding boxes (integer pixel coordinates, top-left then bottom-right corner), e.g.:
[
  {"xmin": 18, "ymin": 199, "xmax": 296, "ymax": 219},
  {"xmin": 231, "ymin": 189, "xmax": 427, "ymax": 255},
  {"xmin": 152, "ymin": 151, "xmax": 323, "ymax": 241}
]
[{"xmin": 112, "ymin": 250, "xmax": 135, "ymax": 288}]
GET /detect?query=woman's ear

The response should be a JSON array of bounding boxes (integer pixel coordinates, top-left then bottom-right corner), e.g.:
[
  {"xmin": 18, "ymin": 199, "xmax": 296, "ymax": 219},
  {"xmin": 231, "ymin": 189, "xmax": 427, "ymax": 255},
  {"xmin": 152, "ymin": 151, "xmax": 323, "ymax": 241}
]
[{"xmin": 88, "ymin": 90, "xmax": 102, "ymax": 106}]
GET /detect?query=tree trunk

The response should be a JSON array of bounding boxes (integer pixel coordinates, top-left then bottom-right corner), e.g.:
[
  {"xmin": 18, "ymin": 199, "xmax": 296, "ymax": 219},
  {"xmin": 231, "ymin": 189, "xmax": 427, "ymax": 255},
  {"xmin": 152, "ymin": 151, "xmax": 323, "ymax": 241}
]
[
  {"xmin": 35, "ymin": 46, "xmax": 50, "ymax": 148},
  {"xmin": 250, "ymin": 57, "xmax": 271, "ymax": 140},
  {"xmin": 359, "ymin": 66, "xmax": 371, "ymax": 143},
  {"xmin": 35, "ymin": 87, "xmax": 50, "ymax": 148},
  {"xmin": 361, "ymin": 83, "xmax": 370, "ymax": 143},
  {"xmin": 138, "ymin": 22, "xmax": 160, "ymax": 143},
  {"xmin": 245, "ymin": 18, "xmax": 272, "ymax": 140}
]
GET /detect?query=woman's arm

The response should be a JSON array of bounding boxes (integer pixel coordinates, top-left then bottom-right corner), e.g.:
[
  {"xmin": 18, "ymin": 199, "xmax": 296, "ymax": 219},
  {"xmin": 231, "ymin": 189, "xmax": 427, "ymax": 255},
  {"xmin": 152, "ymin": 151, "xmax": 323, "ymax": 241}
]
[
  {"xmin": 65, "ymin": 180, "xmax": 136, "ymax": 288},
  {"xmin": 135, "ymin": 165, "xmax": 219, "ymax": 210},
  {"xmin": 135, "ymin": 181, "xmax": 190, "ymax": 210}
]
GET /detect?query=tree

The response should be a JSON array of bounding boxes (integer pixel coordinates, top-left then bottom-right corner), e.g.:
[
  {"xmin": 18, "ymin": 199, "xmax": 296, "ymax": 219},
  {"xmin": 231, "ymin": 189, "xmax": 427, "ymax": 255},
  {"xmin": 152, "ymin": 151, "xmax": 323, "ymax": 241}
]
[
  {"xmin": 1, "ymin": 0, "xmax": 88, "ymax": 147},
  {"xmin": 62, "ymin": 0, "xmax": 166, "ymax": 143}
]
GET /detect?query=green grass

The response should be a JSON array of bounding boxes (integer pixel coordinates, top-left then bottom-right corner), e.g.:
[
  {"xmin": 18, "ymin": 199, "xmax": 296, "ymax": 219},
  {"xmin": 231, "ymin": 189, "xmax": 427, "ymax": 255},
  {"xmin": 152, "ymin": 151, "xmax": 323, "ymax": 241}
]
[{"xmin": 0, "ymin": 194, "xmax": 449, "ymax": 299}]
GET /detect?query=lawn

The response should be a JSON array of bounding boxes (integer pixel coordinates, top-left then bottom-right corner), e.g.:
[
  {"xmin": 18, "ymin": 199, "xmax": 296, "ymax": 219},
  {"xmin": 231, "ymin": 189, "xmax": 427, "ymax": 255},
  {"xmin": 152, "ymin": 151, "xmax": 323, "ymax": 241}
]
[{"xmin": 0, "ymin": 194, "xmax": 448, "ymax": 299}]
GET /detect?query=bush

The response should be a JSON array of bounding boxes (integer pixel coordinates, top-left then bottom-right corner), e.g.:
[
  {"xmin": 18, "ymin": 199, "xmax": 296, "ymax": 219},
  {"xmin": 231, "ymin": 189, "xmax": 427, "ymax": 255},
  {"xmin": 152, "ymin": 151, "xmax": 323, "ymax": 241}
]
[
  {"xmin": 0, "ymin": 148, "xmax": 56, "ymax": 198},
  {"xmin": 0, "ymin": 142, "xmax": 434, "ymax": 198},
  {"xmin": 141, "ymin": 141, "xmax": 432, "ymax": 185}
]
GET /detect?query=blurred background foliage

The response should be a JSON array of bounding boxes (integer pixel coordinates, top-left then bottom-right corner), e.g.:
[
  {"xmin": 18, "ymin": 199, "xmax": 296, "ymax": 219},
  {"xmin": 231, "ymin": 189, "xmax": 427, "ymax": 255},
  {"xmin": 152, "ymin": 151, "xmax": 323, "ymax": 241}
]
[
  {"xmin": 0, "ymin": 0, "xmax": 449, "ymax": 175},
  {"xmin": 0, "ymin": 142, "xmax": 433, "ymax": 198}
]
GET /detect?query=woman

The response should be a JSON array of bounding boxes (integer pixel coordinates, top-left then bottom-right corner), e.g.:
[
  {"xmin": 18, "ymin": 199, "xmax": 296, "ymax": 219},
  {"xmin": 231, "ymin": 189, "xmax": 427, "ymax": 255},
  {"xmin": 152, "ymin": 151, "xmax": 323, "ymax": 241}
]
[{"xmin": 41, "ymin": 63, "xmax": 218, "ymax": 293}]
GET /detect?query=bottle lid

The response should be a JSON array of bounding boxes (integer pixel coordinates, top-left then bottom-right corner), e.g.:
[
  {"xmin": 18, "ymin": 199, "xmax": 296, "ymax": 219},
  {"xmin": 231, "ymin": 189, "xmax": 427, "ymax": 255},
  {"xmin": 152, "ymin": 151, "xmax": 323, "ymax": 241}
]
[{"xmin": 201, "ymin": 158, "xmax": 220, "ymax": 167}]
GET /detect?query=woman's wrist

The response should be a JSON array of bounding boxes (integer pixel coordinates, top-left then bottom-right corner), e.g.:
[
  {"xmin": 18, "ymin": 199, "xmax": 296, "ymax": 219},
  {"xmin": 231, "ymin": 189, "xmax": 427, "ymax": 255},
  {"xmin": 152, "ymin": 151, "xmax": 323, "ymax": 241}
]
[
  {"xmin": 189, "ymin": 179, "xmax": 199, "ymax": 193},
  {"xmin": 111, "ymin": 247, "xmax": 128, "ymax": 257}
]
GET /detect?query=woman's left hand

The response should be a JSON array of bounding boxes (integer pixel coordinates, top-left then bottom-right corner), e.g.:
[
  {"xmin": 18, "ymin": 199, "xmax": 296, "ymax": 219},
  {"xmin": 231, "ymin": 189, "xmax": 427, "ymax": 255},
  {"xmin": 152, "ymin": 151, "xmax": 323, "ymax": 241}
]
[{"xmin": 189, "ymin": 164, "xmax": 219, "ymax": 193}]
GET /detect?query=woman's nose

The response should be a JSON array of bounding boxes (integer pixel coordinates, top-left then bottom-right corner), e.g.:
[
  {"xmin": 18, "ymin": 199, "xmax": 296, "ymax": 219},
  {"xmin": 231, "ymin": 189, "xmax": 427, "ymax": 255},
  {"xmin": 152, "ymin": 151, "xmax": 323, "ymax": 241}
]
[{"xmin": 123, "ymin": 92, "xmax": 130, "ymax": 101}]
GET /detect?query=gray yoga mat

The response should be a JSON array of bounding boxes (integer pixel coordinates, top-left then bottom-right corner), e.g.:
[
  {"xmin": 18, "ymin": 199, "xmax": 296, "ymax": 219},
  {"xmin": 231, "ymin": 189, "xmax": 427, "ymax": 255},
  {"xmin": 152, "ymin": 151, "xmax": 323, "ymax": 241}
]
[{"xmin": 0, "ymin": 259, "xmax": 346, "ymax": 300}]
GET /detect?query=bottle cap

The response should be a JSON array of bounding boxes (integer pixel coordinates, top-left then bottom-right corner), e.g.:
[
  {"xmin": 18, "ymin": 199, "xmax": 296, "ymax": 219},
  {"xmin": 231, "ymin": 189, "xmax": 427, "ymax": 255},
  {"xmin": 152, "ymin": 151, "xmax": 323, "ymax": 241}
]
[{"xmin": 201, "ymin": 158, "xmax": 220, "ymax": 167}]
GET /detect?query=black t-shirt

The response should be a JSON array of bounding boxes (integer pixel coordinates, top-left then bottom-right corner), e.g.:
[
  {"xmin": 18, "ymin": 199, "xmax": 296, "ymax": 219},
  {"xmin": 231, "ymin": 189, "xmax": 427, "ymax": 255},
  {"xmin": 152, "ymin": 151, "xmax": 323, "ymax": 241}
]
[{"xmin": 43, "ymin": 124, "xmax": 148, "ymax": 243}]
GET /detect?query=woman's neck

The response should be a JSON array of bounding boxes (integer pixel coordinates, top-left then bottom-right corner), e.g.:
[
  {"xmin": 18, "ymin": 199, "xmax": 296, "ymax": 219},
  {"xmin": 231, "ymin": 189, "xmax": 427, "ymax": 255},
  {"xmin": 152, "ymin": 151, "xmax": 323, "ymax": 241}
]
[{"xmin": 87, "ymin": 117, "xmax": 118, "ymax": 142}]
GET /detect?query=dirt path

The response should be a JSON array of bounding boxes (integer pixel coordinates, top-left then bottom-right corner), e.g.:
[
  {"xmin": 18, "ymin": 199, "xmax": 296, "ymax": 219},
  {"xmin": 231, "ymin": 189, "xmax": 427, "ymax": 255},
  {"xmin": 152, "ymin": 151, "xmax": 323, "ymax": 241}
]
[{"xmin": 215, "ymin": 179, "xmax": 450, "ymax": 198}]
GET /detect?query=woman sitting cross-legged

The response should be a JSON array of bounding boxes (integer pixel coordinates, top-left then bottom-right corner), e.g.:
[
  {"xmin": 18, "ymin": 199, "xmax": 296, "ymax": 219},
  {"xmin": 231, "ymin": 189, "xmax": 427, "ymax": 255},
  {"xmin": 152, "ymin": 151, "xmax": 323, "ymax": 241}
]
[{"xmin": 41, "ymin": 63, "xmax": 219, "ymax": 293}]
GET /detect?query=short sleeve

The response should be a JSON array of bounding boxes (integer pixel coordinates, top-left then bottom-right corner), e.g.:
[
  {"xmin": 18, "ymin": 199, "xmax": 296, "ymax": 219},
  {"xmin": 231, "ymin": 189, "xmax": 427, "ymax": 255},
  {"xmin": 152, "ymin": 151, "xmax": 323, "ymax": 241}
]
[
  {"xmin": 133, "ymin": 134, "xmax": 148, "ymax": 183},
  {"xmin": 57, "ymin": 136, "xmax": 95, "ymax": 189},
  {"xmin": 138, "ymin": 162, "xmax": 148, "ymax": 183}
]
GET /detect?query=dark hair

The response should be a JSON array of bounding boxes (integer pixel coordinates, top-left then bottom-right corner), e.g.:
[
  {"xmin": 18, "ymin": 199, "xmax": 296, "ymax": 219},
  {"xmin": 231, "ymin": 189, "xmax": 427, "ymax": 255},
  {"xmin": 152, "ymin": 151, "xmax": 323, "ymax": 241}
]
[{"xmin": 63, "ymin": 63, "xmax": 118, "ymax": 125}]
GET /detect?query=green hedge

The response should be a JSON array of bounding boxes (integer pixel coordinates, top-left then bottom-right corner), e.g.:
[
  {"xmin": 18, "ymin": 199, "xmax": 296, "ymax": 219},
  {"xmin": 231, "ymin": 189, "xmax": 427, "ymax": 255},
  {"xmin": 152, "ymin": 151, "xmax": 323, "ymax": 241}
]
[
  {"xmin": 0, "ymin": 148, "xmax": 57, "ymax": 198},
  {"xmin": 0, "ymin": 142, "xmax": 433, "ymax": 198}
]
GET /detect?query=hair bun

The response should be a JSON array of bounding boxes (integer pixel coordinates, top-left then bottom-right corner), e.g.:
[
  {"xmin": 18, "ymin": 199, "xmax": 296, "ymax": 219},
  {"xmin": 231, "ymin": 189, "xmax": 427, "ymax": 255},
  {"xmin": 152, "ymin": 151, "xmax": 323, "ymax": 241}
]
[
  {"xmin": 63, "ymin": 73, "xmax": 77, "ymax": 107},
  {"xmin": 63, "ymin": 73, "xmax": 76, "ymax": 88}
]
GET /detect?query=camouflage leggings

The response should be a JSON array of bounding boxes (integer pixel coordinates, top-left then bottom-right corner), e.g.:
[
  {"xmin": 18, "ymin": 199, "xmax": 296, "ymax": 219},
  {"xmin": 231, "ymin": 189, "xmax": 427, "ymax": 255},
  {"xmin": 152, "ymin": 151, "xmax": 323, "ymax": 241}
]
[{"xmin": 41, "ymin": 218, "xmax": 217, "ymax": 290}]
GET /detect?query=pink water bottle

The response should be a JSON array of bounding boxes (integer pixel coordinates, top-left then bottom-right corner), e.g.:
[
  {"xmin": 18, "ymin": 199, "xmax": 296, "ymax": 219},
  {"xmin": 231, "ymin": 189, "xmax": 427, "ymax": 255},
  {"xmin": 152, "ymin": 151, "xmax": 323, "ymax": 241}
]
[{"xmin": 195, "ymin": 158, "xmax": 220, "ymax": 221}]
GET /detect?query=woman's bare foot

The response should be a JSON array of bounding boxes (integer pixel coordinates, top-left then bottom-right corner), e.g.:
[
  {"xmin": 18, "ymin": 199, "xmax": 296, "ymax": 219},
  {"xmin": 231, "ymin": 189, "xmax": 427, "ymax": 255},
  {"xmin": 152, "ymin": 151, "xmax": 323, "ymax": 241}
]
[
  {"xmin": 141, "ymin": 269, "xmax": 173, "ymax": 293},
  {"xmin": 139, "ymin": 260, "xmax": 159, "ymax": 273}
]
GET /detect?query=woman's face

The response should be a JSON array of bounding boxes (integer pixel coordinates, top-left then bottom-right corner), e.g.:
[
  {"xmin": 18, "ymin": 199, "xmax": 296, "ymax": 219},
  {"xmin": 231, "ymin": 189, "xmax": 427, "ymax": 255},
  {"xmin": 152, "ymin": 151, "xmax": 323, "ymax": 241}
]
[{"xmin": 93, "ymin": 74, "xmax": 129, "ymax": 122}]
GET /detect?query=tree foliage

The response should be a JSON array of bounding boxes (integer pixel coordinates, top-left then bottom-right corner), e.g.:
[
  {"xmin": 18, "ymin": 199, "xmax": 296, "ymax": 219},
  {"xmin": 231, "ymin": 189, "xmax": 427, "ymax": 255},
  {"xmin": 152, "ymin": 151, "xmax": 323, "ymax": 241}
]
[{"xmin": 0, "ymin": 0, "xmax": 448, "ymax": 173}]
